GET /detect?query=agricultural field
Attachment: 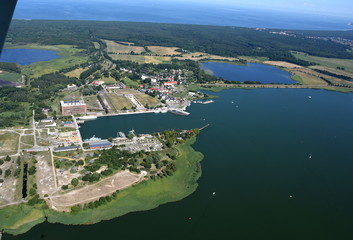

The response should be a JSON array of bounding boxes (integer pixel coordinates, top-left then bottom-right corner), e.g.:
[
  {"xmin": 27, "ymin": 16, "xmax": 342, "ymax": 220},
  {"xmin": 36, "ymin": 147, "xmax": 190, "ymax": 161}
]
[
  {"xmin": 309, "ymin": 65, "xmax": 353, "ymax": 78},
  {"xmin": 109, "ymin": 54, "xmax": 171, "ymax": 64},
  {"xmin": 175, "ymin": 52, "xmax": 239, "ymax": 62},
  {"xmin": 147, "ymin": 46, "xmax": 180, "ymax": 56},
  {"xmin": 109, "ymin": 94, "xmax": 134, "ymax": 110},
  {"xmin": 104, "ymin": 40, "xmax": 145, "ymax": 54},
  {"xmin": 134, "ymin": 94, "xmax": 160, "ymax": 108},
  {"xmin": 11, "ymin": 44, "xmax": 90, "ymax": 78},
  {"xmin": 292, "ymin": 52, "xmax": 353, "ymax": 73},
  {"xmin": 0, "ymin": 132, "xmax": 20, "ymax": 156}
]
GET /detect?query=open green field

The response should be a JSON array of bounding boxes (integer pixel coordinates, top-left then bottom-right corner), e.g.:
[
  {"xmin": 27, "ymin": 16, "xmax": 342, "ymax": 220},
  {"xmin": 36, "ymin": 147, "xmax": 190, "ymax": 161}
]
[
  {"xmin": 122, "ymin": 77, "xmax": 139, "ymax": 88},
  {"xmin": 0, "ymin": 132, "xmax": 20, "ymax": 156},
  {"xmin": 109, "ymin": 94, "xmax": 134, "ymax": 110},
  {"xmin": 0, "ymin": 138, "xmax": 203, "ymax": 235},
  {"xmin": 20, "ymin": 135, "xmax": 34, "ymax": 149},
  {"xmin": 65, "ymin": 68, "xmax": 86, "ymax": 78},
  {"xmin": 0, "ymin": 72, "xmax": 22, "ymax": 83},
  {"xmin": 84, "ymin": 96, "xmax": 102, "ymax": 109},
  {"xmin": 104, "ymin": 40, "xmax": 145, "ymax": 54},
  {"xmin": 134, "ymin": 94, "xmax": 160, "ymax": 107},
  {"xmin": 8, "ymin": 44, "xmax": 89, "ymax": 78},
  {"xmin": 292, "ymin": 52, "xmax": 353, "ymax": 73},
  {"xmin": 147, "ymin": 46, "xmax": 180, "ymax": 55},
  {"xmin": 109, "ymin": 54, "xmax": 171, "ymax": 64}
]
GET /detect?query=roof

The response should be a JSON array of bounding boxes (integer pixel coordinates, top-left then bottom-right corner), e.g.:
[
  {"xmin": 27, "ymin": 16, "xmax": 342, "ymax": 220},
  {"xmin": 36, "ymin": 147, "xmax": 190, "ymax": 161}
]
[
  {"xmin": 88, "ymin": 141, "xmax": 112, "ymax": 148},
  {"xmin": 53, "ymin": 146, "xmax": 79, "ymax": 152},
  {"xmin": 61, "ymin": 100, "xmax": 86, "ymax": 107}
]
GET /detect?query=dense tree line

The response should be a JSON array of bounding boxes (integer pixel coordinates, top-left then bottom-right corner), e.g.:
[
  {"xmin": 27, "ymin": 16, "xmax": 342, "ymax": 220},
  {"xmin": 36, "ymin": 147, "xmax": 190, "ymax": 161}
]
[{"xmin": 0, "ymin": 62, "xmax": 21, "ymax": 73}]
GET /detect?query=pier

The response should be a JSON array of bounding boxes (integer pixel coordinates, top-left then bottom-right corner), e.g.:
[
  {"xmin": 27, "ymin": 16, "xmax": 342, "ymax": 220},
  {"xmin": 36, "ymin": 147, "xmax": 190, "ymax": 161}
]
[{"xmin": 200, "ymin": 124, "xmax": 210, "ymax": 131}]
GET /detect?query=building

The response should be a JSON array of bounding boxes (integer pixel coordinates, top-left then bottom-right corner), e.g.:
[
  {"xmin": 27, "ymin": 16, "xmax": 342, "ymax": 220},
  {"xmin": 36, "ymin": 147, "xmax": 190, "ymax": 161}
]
[
  {"xmin": 88, "ymin": 140, "xmax": 112, "ymax": 149},
  {"xmin": 53, "ymin": 146, "xmax": 79, "ymax": 152},
  {"xmin": 61, "ymin": 100, "xmax": 87, "ymax": 115}
]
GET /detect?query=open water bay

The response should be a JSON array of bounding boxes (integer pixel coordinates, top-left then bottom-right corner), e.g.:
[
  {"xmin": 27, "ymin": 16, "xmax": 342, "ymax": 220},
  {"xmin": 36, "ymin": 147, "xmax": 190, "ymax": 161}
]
[{"xmin": 8, "ymin": 88, "xmax": 353, "ymax": 239}]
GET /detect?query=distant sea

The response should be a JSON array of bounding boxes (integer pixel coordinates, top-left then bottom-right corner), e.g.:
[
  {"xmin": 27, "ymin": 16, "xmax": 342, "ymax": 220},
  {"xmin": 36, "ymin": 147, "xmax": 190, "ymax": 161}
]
[{"xmin": 13, "ymin": 0, "xmax": 353, "ymax": 30}]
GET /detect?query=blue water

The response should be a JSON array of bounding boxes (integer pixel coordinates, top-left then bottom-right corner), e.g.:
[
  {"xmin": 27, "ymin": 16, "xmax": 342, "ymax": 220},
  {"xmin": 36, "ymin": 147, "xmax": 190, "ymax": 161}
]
[
  {"xmin": 201, "ymin": 62, "xmax": 296, "ymax": 84},
  {"xmin": 11, "ymin": 88, "xmax": 353, "ymax": 240},
  {"xmin": 0, "ymin": 49, "xmax": 59, "ymax": 65},
  {"xmin": 13, "ymin": 0, "xmax": 353, "ymax": 30}
]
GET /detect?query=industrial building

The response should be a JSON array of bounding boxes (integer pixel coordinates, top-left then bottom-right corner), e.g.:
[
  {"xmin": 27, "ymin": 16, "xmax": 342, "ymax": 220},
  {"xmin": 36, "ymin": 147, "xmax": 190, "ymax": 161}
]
[
  {"xmin": 53, "ymin": 146, "xmax": 80, "ymax": 152},
  {"xmin": 61, "ymin": 100, "xmax": 87, "ymax": 115},
  {"xmin": 88, "ymin": 140, "xmax": 112, "ymax": 149}
]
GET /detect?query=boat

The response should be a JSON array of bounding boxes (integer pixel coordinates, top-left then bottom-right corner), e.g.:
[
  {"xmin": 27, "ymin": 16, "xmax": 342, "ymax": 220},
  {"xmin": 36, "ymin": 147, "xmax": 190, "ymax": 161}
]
[
  {"xmin": 202, "ymin": 100, "xmax": 214, "ymax": 104},
  {"xmin": 168, "ymin": 109, "xmax": 190, "ymax": 116},
  {"xmin": 213, "ymin": 192, "xmax": 216, "ymax": 195}
]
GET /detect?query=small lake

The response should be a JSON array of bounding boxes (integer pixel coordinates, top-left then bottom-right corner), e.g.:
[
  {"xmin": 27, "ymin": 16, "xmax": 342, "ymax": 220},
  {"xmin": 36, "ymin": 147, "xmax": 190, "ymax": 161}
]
[
  {"xmin": 0, "ymin": 48, "xmax": 60, "ymax": 65},
  {"xmin": 201, "ymin": 62, "xmax": 296, "ymax": 84}
]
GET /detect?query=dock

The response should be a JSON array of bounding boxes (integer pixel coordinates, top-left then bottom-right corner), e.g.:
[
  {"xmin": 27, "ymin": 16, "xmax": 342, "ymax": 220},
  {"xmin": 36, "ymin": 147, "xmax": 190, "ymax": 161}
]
[{"xmin": 199, "ymin": 124, "xmax": 210, "ymax": 131}]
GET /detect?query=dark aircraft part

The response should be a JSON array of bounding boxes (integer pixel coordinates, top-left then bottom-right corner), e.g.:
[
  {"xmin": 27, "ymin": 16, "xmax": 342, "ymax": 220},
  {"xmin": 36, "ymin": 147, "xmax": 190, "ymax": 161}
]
[{"xmin": 0, "ymin": 0, "xmax": 18, "ymax": 55}]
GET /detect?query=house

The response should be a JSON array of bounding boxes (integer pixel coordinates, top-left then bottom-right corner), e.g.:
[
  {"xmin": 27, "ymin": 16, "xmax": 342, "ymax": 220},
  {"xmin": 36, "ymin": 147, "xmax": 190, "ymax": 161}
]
[
  {"xmin": 163, "ymin": 81, "xmax": 178, "ymax": 87},
  {"xmin": 61, "ymin": 100, "xmax": 87, "ymax": 115}
]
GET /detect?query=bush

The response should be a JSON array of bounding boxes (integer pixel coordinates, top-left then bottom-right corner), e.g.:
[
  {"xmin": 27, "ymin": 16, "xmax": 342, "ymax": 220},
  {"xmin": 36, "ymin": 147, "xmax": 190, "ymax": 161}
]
[
  {"xmin": 29, "ymin": 188, "xmax": 37, "ymax": 196},
  {"xmin": 61, "ymin": 185, "xmax": 69, "ymax": 190},
  {"xmin": 28, "ymin": 166, "xmax": 36, "ymax": 175},
  {"xmin": 71, "ymin": 178, "xmax": 79, "ymax": 186}
]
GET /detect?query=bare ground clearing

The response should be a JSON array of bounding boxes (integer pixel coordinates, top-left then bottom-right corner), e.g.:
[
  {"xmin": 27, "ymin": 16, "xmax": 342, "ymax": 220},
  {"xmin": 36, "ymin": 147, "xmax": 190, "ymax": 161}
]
[{"xmin": 47, "ymin": 170, "xmax": 146, "ymax": 211}]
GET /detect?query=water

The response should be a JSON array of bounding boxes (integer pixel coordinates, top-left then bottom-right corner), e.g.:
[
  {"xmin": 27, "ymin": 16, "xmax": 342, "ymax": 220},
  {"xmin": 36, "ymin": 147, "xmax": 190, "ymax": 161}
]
[
  {"xmin": 0, "ymin": 49, "xmax": 59, "ymax": 65},
  {"xmin": 201, "ymin": 62, "xmax": 296, "ymax": 84},
  {"xmin": 7, "ymin": 88, "xmax": 353, "ymax": 240},
  {"xmin": 13, "ymin": 0, "xmax": 353, "ymax": 30}
]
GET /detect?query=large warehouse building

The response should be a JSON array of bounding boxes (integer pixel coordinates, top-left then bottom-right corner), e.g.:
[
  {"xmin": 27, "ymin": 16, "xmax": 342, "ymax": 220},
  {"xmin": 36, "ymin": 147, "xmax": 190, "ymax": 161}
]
[{"xmin": 61, "ymin": 100, "xmax": 87, "ymax": 115}]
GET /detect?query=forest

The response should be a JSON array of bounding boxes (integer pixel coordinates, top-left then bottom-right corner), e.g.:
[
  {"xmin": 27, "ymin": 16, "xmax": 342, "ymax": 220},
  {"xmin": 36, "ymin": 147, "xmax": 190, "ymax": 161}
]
[{"xmin": 7, "ymin": 20, "xmax": 353, "ymax": 64}]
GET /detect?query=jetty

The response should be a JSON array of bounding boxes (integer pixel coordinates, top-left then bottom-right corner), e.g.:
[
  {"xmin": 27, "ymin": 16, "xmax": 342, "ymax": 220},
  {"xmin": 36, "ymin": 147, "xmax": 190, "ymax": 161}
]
[{"xmin": 200, "ymin": 124, "xmax": 210, "ymax": 131}]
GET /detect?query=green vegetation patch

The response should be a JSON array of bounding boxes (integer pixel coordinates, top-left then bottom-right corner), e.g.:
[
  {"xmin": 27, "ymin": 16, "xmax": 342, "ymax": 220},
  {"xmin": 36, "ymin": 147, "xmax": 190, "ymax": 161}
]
[
  {"xmin": 45, "ymin": 138, "xmax": 203, "ymax": 225},
  {"xmin": 0, "ymin": 132, "xmax": 20, "ymax": 156},
  {"xmin": 292, "ymin": 52, "xmax": 353, "ymax": 73},
  {"xmin": 0, "ymin": 205, "xmax": 46, "ymax": 235},
  {"xmin": 0, "ymin": 72, "xmax": 22, "ymax": 83},
  {"xmin": 9, "ymin": 44, "xmax": 89, "ymax": 78},
  {"xmin": 134, "ymin": 94, "xmax": 161, "ymax": 108}
]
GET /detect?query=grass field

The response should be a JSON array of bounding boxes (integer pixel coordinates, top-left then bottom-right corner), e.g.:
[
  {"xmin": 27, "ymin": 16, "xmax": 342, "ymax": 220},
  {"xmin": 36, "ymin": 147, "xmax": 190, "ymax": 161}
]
[
  {"xmin": 122, "ymin": 77, "xmax": 139, "ymax": 88},
  {"xmin": 289, "ymin": 69, "xmax": 329, "ymax": 85},
  {"xmin": 109, "ymin": 54, "xmax": 171, "ymax": 64},
  {"xmin": 0, "ymin": 132, "xmax": 20, "ymax": 156},
  {"xmin": 0, "ymin": 205, "xmax": 46, "ymax": 235},
  {"xmin": 64, "ymin": 68, "xmax": 86, "ymax": 78},
  {"xmin": 8, "ymin": 44, "xmax": 89, "ymax": 78},
  {"xmin": 134, "ymin": 94, "xmax": 160, "ymax": 107},
  {"xmin": 84, "ymin": 96, "xmax": 102, "ymax": 109},
  {"xmin": 147, "ymin": 46, "xmax": 180, "ymax": 55},
  {"xmin": 101, "ymin": 77, "xmax": 117, "ymax": 84},
  {"xmin": 0, "ymin": 72, "xmax": 22, "ymax": 83},
  {"xmin": 20, "ymin": 135, "xmax": 35, "ymax": 149},
  {"xmin": 309, "ymin": 65, "xmax": 353, "ymax": 78},
  {"xmin": 109, "ymin": 94, "xmax": 134, "ymax": 110},
  {"xmin": 292, "ymin": 52, "xmax": 353, "ymax": 73},
  {"xmin": 104, "ymin": 40, "xmax": 145, "ymax": 54}
]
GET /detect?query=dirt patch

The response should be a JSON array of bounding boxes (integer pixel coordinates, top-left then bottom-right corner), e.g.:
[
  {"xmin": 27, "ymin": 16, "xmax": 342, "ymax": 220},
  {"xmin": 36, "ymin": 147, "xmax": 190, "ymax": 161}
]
[{"xmin": 48, "ymin": 170, "xmax": 146, "ymax": 211}]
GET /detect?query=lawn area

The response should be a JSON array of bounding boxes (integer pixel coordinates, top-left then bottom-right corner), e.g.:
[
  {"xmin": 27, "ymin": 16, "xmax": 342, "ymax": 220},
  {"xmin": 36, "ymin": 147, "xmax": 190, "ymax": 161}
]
[
  {"xmin": 109, "ymin": 94, "xmax": 134, "ymax": 110},
  {"xmin": 292, "ymin": 52, "xmax": 353, "ymax": 73},
  {"xmin": 104, "ymin": 40, "xmax": 145, "ymax": 54},
  {"xmin": 0, "ymin": 72, "xmax": 22, "ymax": 83},
  {"xmin": 101, "ymin": 77, "xmax": 117, "ymax": 84},
  {"xmin": 10, "ymin": 44, "xmax": 89, "ymax": 78},
  {"xmin": 45, "ymin": 137, "xmax": 203, "ymax": 225},
  {"xmin": 134, "ymin": 93, "xmax": 160, "ymax": 107},
  {"xmin": 0, "ymin": 132, "xmax": 20, "ymax": 156}
]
